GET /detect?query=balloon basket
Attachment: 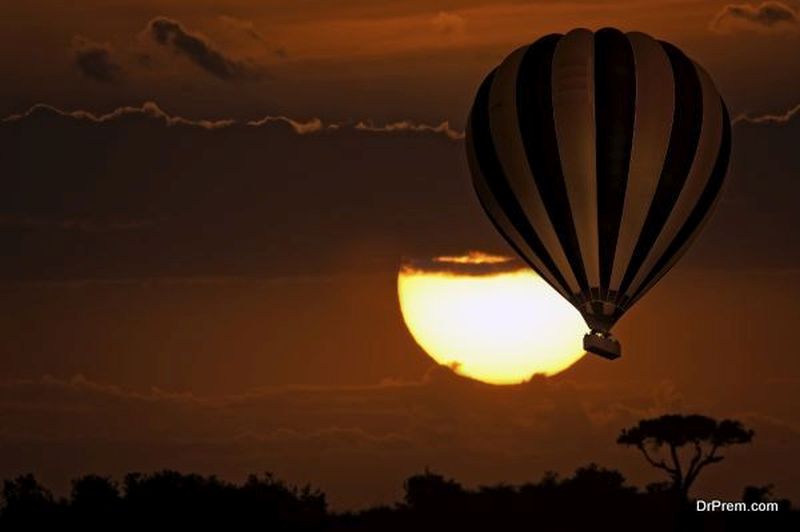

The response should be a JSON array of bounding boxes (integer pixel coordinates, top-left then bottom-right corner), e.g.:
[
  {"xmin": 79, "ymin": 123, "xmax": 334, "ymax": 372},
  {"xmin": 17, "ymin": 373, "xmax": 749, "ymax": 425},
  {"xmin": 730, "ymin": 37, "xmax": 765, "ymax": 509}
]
[{"xmin": 583, "ymin": 332, "xmax": 621, "ymax": 360}]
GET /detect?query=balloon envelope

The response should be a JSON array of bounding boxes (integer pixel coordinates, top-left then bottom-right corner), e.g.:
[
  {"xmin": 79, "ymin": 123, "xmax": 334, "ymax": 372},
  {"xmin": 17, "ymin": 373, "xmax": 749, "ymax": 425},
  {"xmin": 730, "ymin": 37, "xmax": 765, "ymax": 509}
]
[{"xmin": 466, "ymin": 28, "xmax": 732, "ymax": 359}]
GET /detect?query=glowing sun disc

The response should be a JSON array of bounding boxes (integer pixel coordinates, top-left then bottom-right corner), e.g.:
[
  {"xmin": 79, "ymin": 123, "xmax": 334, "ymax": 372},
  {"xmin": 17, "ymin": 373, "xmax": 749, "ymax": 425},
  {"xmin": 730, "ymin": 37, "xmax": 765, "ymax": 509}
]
[{"xmin": 398, "ymin": 266, "xmax": 587, "ymax": 384}]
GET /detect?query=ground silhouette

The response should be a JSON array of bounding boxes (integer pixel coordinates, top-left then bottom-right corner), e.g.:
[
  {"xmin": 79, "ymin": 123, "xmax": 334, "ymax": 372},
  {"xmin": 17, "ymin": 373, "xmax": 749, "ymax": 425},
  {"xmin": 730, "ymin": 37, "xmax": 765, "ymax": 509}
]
[{"xmin": 0, "ymin": 415, "xmax": 795, "ymax": 531}]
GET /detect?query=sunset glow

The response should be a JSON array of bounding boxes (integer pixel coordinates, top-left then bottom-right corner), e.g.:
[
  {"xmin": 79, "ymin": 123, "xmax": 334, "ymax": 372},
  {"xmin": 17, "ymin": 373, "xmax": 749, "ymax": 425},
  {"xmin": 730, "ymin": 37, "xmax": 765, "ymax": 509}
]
[
  {"xmin": 2, "ymin": 0, "xmax": 798, "ymax": 514},
  {"xmin": 398, "ymin": 263, "xmax": 587, "ymax": 384}
]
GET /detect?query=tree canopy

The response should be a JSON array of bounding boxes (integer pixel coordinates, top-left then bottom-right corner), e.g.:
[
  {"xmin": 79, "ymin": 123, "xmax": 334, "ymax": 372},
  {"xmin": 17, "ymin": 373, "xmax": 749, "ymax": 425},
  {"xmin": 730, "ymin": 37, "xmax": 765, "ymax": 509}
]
[{"xmin": 617, "ymin": 414, "xmax": 754, "ymax": 497}]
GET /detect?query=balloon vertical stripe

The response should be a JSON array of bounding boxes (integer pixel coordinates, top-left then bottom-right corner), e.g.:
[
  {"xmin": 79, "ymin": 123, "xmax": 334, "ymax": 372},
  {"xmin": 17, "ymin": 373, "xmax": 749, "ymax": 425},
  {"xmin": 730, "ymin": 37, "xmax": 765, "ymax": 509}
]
[
  {"xmin": 551, "ymin": 29, "xmax": 600, "ymax": 294},
  {"xmin": 627, "ymin": 103, "xmax": 732, "ymax": 308},
  {"xmin": 616, "ymin": 42, "xmax": 704, "ymax": 302},
  {"xmin": 626, "ymin": 64, "xmax": 724, "ymax": 299},
  {"xmin": 516, "ymin": 35, "xmax": 591, "ymax": 298},
  {"xmin": 594, "ymin": 28, "xmax": 636, "ymax": 296},
  {"xmin": 609, "ymin": 32, "xmax": 674, "ymax": 297},
  {"xmin": 467, "ymin": 71, "xmax": 576, "ymax": 302},
  {"xmin": 487, "ymin": 45, "xmax": 583, "ymax": 295}
]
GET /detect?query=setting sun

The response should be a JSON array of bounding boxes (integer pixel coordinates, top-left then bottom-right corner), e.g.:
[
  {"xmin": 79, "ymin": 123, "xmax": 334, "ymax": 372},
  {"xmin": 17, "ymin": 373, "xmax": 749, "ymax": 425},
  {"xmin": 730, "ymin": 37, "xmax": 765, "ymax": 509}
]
[{"xmin": 398, "ymin": 253, "xmax": 587, "ymax": 384}]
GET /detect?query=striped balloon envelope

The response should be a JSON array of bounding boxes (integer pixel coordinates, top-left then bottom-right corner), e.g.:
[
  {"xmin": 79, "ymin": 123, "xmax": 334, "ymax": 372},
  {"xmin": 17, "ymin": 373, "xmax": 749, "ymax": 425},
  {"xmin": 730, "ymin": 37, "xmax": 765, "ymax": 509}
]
[{"xmin": 466, "ymin": 28, "xmax": 732, "ymax": 360}]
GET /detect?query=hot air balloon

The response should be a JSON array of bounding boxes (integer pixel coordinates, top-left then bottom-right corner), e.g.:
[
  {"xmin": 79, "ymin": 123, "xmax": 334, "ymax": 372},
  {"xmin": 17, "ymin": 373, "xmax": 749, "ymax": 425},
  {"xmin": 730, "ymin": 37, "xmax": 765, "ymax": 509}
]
[{"xmin": 466, "ymin": 28, "xmax": 732, "ymax": 360}]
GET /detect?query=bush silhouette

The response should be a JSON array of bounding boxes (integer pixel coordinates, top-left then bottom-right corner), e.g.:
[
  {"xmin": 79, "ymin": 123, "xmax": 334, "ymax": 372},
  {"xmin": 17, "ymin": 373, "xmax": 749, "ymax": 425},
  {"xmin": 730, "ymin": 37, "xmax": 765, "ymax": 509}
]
[
  {"xmin": 0, "ymin": 466, "xmax": 796, "ymax": 531},
  {"xmin": 1, "ymin": 474, "xmax": 63, "ymax": 527},
  {"xmin": 70, "ymin": 474, "xmax": 120, "ymax": 525},
  {"xmin": 0, "ymin": 415, "xmax": 796, "ymax": 531}
]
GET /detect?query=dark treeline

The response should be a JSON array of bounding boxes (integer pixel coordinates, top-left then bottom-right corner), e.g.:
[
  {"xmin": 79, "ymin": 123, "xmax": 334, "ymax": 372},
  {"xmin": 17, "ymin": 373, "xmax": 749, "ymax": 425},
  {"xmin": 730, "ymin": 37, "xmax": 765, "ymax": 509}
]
[{"xmin": 1, "ymin": 465, "xmax": 795, "ymax": 531}]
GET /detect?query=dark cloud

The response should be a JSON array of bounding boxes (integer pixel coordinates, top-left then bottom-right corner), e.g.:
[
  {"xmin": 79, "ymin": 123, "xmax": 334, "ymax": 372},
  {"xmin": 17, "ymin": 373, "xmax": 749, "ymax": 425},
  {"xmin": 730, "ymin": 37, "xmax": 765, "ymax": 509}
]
[
  {"xmin": 712, "ymin": 1, "xmax": 799, "ymax": 32},
  {"xmin": 1, "ymin": 100, "xmax": 799, "ymax": 283},
  {"xmin": 71, "ymin": 36, "xmax": 122, "ymax": 83},
  {"xmin": 147, "ymin": 17, "xmax": 263, "ymax": 81},
  {"xmin": 0, "ymin": 94, "xmax": 798, "ymax": 281},
  {"xmin": 0, "ymin": 102, "xmax": 484, "ymax": 281}
]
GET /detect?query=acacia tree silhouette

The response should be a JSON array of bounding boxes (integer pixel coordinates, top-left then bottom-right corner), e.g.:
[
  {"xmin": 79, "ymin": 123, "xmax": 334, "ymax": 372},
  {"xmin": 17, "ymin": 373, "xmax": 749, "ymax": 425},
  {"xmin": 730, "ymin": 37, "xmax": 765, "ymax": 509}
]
[{"xmin": 617, "ymin": 414, "xmax": 754, "ymax": 499}]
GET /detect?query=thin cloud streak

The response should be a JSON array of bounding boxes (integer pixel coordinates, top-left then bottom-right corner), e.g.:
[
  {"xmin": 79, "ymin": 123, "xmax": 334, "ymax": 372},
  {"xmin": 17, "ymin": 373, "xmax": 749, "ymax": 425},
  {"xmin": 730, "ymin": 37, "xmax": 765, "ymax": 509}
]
[
  {"xmin": 3, "ymin": 102, "xmax": 465, "ymax": 138},
  {"xmin": 734, "ymin": 102, "xmax": 800, "ymax": 124}
]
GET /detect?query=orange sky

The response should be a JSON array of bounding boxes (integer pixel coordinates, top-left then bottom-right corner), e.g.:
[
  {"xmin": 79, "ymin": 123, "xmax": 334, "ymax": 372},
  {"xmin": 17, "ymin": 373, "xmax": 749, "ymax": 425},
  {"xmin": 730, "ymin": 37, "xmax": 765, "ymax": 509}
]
[
  {"xmin": 1, "ymin": 0, "xmax": 799, "ymax": 509},
  {"xmin": 2, "ymin": 1, "xmax": 799, "ymax": 121}
]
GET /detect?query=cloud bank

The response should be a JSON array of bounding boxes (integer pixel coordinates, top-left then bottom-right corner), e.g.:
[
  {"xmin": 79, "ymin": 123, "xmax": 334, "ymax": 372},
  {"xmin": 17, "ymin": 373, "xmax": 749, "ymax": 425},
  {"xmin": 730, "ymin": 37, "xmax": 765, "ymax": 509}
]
[
  {"xmin": 1, "ymin": 100, "xmax": 799, "ymax": 283},
  {"xmin": 0, "ymin": 102, "xmax": 480, "ymax": 281}
]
